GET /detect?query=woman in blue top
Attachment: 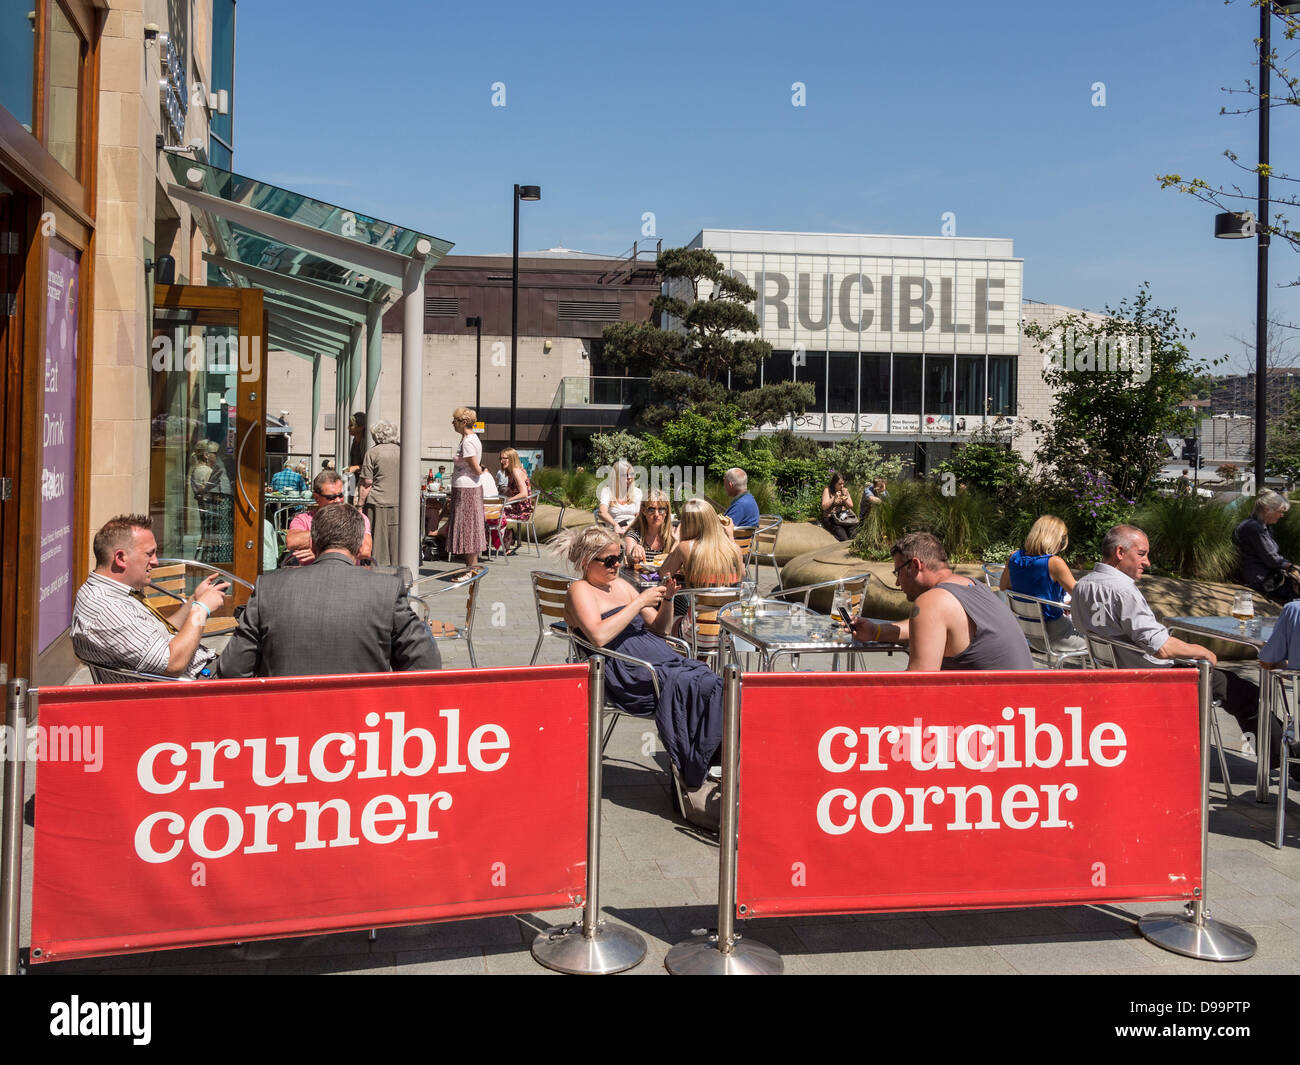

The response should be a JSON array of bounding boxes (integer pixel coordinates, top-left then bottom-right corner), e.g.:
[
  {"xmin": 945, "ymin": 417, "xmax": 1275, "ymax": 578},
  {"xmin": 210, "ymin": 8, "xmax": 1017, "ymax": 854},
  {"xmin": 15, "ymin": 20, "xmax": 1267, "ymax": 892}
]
[{"xmin": 999, "ymin": 514, "xmax": 1086, "ymax": 651}]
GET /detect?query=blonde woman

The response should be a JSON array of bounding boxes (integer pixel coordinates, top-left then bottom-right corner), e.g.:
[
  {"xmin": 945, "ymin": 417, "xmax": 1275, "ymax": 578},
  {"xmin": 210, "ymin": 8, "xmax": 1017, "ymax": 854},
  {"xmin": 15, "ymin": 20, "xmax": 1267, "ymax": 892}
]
[
  {"xmin": 597, "ymin": 459, "xmax": 642, "ymax": 532},
  {"xmin": 559, "ymin": 524, "xmax": 721, "ymax": 791},
  {"xmin": 624, "ymin": 490, "xmax": 677, "ymax": 565},
  {"xmin": 499, "ymin": 448, "xmax": 534, "ymax": 521},
  {"xmin": 999, "ymin": 514, "xmax": 1085, "ymax": 650},
  {"xmin": 448, "ymin": 407, "xmax": 486, "ymax": 567},
  {"xmin": 660, "ymin": 498, "xmax": 745, "ymax": 588}
]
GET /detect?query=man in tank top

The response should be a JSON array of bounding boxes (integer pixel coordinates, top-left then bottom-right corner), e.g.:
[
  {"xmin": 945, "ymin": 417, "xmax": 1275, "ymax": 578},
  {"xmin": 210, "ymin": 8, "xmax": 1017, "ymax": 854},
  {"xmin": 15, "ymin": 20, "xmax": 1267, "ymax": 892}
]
[{"xmin": 852, "ymin": 531, "xmax": 1033, "ymax": 671}]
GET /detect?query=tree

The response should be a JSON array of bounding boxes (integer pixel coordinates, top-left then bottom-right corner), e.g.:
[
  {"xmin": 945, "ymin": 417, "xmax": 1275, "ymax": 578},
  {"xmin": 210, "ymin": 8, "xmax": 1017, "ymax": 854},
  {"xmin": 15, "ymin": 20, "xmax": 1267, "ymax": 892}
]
[
  {"xmin": 1268, "ymin": 388, "xmax": 1300, "ymax": 486},
  {"xmin": 933, "ymin": 429, "xmax": 1028, "ymax": 508},
  {"xmin": 600, "ymin": 247, "xmax": 814, "ymax": 428},
  {"xmin": 1157, "ymin": 1, "xmax": 1300, "ymax": 285},
  {"xmin": 1024, "ymin": 284, "xmax": 1203, "ymax": 503}
]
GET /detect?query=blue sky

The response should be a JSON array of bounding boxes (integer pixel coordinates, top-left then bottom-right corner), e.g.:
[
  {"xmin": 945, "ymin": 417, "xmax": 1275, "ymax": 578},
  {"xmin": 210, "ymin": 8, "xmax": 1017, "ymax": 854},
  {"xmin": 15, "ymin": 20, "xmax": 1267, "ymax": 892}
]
[{"xmin": 233, "ymin": 0, "xmax": 1299, "ymax": 370}]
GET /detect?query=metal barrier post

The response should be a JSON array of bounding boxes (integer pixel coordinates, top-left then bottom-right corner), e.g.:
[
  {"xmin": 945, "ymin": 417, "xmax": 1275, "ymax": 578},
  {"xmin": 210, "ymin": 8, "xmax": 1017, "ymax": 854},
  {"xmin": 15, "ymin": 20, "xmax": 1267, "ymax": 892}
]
[
  {"xmin": 2, "ymin": 672, "xmax": 26, "ymax": 975},
  {"xmin": 1275, "ymin": 671, "xmax": 1294, "ymax": 850},
  {"xmin": 532, "ymin": 655, "xmax": 647, "ymax": 974},
  {"xmin": 1257, "ymin": 665, "xmax": 1272, "ymax": 803},
  {"xmin": 1139, "ymin": 660, "xmax": 1256, "ymax": 961},
  {"xmin": 666, "ymin": 665, "xmax": 782, "ymax": 974}
]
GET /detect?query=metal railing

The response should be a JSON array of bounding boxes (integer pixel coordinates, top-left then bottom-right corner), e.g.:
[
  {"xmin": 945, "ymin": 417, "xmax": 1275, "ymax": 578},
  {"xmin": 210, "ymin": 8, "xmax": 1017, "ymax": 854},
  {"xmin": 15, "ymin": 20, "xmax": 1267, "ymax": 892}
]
[{"xmin": 553, "ymin": 377, "xmax": 651, "ymax": 409}]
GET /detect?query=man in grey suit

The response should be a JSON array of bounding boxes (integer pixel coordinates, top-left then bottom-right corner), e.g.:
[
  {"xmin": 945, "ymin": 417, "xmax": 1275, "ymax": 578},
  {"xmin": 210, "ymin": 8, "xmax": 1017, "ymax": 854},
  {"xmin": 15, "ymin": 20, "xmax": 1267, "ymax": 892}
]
[{"xmin": 217, "ymin": 504, "xmax": 440, "ymax": 678}]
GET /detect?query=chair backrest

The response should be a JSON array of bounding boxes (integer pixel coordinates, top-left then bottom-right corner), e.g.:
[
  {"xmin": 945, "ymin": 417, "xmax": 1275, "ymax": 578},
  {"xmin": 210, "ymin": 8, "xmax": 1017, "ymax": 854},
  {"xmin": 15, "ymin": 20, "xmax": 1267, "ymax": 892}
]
[
  {"xmin": 686, "ymin": 586, "xmax": 743, "ymax": 656},
  {"xmin": 532, "ymin": 571, "xmax": 573, "ymax": 630},
  {"xmin": 1083, "ymin": 630, "xmax": 1120, "ymax": 669},
  {"xmin": 411, "ymin": 566, "xmax": 487, "ymax": 630},
  {"xmin": 483, "ymin": 501, "xmax": 504, "ymax": 522},
  {"xmin": 1003, "ymin": 591, "xmax": 1052, "ymax": 656},
  {"xmin": 981, "ymin": 563, "xmax": 1005, "ymax": 589},
  {"xmin": 731, "ymin": 526, "xmax": 756, "ymax": 558},
  {"xmin": 753, "ymin": 516, "xmax": 782, "ymax": 553}
]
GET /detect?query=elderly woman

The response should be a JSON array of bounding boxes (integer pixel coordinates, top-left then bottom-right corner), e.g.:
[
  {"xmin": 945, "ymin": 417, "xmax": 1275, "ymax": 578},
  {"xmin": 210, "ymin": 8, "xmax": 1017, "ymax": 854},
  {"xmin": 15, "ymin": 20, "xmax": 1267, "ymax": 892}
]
[
  {"xmin": 443, "ymin": 407, "xmax": 487, "ymax": 568},
  {"xmin": 358, "ymin": 419, "xmax": 401, "ymax": 567},
  {"xmin": 597, "ymin": 459, "xmax": 642, "ymax": 532},
  {"xmin": 1234, "ymin": 490, "xmax": 1300, "ymax": 603},
  {"xmin": 999, "ymin": 514, "xmax": 1086, "ymax": 651},
  {"xmin": 560, "ymin": 524, "xmax": 722, "ymax": 795},
  {"xmin": 660, "ymin": 498, "xmax": 745, "ymax": 588},
  {"xmin": 624, "ymin": 490, "xmax": 677, "ymax": 565}
]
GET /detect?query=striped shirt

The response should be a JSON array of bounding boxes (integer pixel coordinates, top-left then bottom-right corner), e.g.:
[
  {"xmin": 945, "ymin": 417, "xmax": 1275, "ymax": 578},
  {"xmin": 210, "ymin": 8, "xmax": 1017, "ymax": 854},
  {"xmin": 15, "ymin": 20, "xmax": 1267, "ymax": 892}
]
[{"xmin": 71, "ymin": 572, "xmax": 215, "ymax": 682}]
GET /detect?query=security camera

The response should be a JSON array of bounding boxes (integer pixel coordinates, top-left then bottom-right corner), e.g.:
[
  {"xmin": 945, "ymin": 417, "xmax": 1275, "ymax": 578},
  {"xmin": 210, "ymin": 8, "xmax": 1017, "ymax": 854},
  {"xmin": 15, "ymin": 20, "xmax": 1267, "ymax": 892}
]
[{"xmin": 144, "ymin": 22, "xmax": 159, "ymax": 40}]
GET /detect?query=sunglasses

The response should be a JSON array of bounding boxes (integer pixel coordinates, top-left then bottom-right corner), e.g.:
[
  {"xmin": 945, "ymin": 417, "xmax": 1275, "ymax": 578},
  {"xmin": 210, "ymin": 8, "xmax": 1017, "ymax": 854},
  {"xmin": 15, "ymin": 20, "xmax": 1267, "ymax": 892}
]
[
  {"xmin": 592, "ymin": 554, "xmax": 622, "ymax": 569},
  {"xmin": 316, "ymin": 491, "xmax": 345, "ymax": 502},
  {"xmin": 645, "ymin": 506, "xmax": 669, "ymax": 514}
]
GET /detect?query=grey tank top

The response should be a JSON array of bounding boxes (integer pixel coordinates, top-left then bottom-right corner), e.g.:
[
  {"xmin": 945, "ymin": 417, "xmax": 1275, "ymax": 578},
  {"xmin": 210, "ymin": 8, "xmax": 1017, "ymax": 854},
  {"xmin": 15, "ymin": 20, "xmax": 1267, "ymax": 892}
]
[{"xmin": 936, "ymin": 579, "xmax": 1035, "ymax": 671}]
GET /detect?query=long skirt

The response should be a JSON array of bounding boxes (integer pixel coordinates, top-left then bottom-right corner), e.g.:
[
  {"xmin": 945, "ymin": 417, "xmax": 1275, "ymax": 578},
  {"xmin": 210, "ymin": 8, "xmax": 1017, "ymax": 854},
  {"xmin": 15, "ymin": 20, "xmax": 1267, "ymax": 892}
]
[{"xmin": 449, "ymin": 485, "xmax": 486, "ymax": 555}]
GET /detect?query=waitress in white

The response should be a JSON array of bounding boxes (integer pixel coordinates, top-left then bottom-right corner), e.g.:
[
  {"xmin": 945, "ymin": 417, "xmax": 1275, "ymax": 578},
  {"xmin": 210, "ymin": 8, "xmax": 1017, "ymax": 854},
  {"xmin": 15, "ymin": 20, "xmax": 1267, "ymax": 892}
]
[{"xmin": 449, "ymin": 406, "xmax": 487, "ymax": 567}]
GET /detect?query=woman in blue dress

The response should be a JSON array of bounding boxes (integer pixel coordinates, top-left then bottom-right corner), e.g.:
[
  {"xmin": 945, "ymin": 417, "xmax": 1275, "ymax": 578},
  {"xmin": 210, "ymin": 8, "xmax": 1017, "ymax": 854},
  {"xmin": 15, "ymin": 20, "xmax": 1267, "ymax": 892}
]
[
  {"xmin": 560, "ymin": 525, "xmax": 723, "ymax": 791},
  {"xmin": 999, "ymin": 514, "xmax": 1086, "ymax": 652}
]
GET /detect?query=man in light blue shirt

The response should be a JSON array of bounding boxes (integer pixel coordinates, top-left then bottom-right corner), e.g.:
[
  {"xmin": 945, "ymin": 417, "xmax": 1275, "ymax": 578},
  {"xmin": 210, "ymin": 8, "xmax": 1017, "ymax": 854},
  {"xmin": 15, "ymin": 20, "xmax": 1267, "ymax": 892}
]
[
  {"xmin": 722, "ymin": 468, "xmax": 759, "ymax": 528},
  {"xmin": 1260, "ymin": 600, "xmax": 1300, "ymax": 670}
]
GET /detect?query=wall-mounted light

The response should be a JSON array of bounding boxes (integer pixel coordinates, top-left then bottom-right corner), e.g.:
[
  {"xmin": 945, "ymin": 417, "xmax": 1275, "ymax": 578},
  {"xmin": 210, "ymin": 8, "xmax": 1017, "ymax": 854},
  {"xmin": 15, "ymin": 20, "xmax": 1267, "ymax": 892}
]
[{"xmin": 543, "ymin": 339, "xmax": 553, "ymax": 353}]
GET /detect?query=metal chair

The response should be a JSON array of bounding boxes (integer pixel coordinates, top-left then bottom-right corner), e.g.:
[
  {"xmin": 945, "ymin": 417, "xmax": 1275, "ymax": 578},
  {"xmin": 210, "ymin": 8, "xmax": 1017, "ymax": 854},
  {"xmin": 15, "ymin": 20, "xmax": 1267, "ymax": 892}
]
[
  {"xmin": 749, "ymin": 516, "xmax": 783, "ymax": 586},
  {"xmin": 676, "ymin": 585, "xmax": 744, "ymax": 670},
  {"xmin": 566, "ymin": 628, "xmax": 692, "ymax": 754},
  {"xmin": 530, "ymin": 571, "xmax": 574, "ymax": 666},
  {"xmin": 1264, "ymin": 669, "xmax": 1300, "ymax": 848},
  {"xmin": 1083, "ymin": 629, "xmax": 1233, "ymax": 801},
  {"xmin": 730, "ymin": 526, "xmax": 756, "ymax": 567},
  {"xmin": 75, "ymin": 652, "xmax": 195, "ymax": 685},
  {"xmin": 482, "ymin": 501, "xmax": 512, "ymax": 562},
  {"xmin": 410, "ymin": 566, "xmax": 487, "ymax": 667},
  {"xmin": 153, "ymin": 558, "xmax": 255, "ymax": 637},
  {"xmin": 1003, "ymin": 590, "xmax": 1090, "ymax": 669},
  {"xmin": 505, "ymin": 490, "xmax": 543, "ymax": 556},
  {"xmin": 981, "ymin": 562, "xmax": 1005, "ymax": 589}
]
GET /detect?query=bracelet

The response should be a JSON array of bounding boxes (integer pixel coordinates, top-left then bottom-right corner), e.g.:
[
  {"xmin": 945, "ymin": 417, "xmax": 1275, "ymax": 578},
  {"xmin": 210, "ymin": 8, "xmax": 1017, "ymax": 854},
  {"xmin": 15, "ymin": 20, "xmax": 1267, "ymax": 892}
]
[{"xmin": 190, "ymin": 600, "xmax": 210, "ymax": 623}]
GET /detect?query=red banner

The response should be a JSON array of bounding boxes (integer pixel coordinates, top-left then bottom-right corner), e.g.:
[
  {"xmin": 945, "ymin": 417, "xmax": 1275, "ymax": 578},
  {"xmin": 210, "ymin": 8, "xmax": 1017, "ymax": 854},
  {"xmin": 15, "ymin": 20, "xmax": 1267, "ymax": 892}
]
[
  {"xmin": 736, "ymin": 669, "xmax": 1202, "ymax": 918},
  {"xmin": 31, "ymin": 666, "xmax": 589, "ymax": 963}
]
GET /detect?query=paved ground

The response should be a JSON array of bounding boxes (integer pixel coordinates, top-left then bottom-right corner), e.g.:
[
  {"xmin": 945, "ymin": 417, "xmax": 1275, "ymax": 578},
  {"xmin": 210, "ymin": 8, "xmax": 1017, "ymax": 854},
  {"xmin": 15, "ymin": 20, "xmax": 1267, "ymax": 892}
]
[{"xmin": 28, "ymin": 549, "xmax": 1300, "ymax": 975}]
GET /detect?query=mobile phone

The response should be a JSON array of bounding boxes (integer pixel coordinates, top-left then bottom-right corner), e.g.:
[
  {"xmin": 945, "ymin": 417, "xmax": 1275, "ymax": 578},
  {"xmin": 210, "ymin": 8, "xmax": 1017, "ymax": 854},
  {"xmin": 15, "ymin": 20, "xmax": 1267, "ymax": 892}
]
[{"xmin": 837, "ymin": 607, "xmax": 855, "ymax": 630}]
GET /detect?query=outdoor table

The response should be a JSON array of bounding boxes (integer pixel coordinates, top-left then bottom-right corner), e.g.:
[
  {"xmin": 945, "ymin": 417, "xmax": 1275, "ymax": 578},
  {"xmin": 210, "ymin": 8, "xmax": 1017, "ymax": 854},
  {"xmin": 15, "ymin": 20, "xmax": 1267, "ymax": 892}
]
[
  {"xmin": 1165, "ymin": 614, "xmax": 1277, "ymax": 803},
  {"xmin": 717, "ymin": 600, "xmax": 906, "ymax": 672}
]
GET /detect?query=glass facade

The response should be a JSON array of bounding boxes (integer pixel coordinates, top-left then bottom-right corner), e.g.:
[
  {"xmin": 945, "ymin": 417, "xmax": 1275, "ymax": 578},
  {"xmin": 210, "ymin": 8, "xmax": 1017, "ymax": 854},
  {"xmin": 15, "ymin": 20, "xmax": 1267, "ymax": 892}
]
[
  {"xmin": 209, "ymin": 0, "xmax": 235, "ymax": 168},
  {"xmin": 0, "ymin": 1, "xmax": 37, "ymax": 131},
  {"xmin": 47, "ymin": 2, "xmax": 82, "ymax": 176}
]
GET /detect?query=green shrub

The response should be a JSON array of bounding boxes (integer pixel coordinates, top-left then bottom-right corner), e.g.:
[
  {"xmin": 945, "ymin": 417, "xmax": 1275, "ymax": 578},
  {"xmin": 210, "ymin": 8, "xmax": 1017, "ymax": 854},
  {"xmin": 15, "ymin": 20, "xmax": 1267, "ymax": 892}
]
[
  {"xmin": 765, "ymin": 429, "xmax": 823, "ymax": 461},
  {"xmin": 850, "ymin": 480, "xmax": 994, "ymax": 562},
  {"xmin": 929, "ymin": 490, "xmax": 996, "ymax": 563},
  {"xmin": 565, "ymin": 469, "xmax": 598, "ymax": 509},
  {"xmin": 776, "ymin": 482, "xmax": 824, "ymax": 522},
  {"xmin": 771, "ymin": 457, "xmax": 826, "ymax": 494},
  {"xmin": 1134, "ymin": 495, "xmax": 1239, "ymax": 581},
  {"xmin": 933, "ymin": 429, "xmax": 1028, "ymax": 508},
  {"xmin": 822, "ymin": 435, "xmax": 904, "ymax": 487},
  {"xmin": 588, "ymin": 430, "xmax": 645, "ymax": 468},
  {"xmin": 533, "ymin": 466, "xmax": 566, "ymax": 495}
]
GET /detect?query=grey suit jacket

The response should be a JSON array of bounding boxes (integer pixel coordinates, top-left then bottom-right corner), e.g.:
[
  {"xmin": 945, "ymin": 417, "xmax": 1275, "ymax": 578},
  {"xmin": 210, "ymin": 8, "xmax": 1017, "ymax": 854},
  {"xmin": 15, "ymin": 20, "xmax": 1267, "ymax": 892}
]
[{"xmin": 216, "ymin": 553, "xmax": 441, "ymax": 678}]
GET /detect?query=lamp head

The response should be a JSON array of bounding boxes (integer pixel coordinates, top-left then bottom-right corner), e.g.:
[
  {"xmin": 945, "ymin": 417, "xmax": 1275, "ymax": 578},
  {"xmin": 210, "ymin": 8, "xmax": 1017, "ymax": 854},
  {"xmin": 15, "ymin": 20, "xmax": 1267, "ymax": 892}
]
[{"xmin": 516, "ymin": 185, "xmax": 541, "ymax": 201}]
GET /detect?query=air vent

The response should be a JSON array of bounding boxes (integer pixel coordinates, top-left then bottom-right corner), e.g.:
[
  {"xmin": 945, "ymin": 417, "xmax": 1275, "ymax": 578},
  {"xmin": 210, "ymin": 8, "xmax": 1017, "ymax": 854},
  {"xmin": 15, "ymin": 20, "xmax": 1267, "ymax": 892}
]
[
  {"xmin": 425, "ymin": 296, "xmax": 458, "ymax": 317},
  {"xmin": 486, "ymin": 275, "xmax": 513, "ymax": 282},
  {"xmin": 558, "ymin": 300, "xmax": 621, "ymax": 322}
]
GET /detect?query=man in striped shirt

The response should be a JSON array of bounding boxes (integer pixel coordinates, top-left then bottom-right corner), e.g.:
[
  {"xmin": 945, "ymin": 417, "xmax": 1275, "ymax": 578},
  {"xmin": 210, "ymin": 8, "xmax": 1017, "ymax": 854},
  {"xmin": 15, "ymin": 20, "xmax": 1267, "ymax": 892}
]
[{"xmin": 71, "ymin": 515, "xmax": 228, "ymax": 682}]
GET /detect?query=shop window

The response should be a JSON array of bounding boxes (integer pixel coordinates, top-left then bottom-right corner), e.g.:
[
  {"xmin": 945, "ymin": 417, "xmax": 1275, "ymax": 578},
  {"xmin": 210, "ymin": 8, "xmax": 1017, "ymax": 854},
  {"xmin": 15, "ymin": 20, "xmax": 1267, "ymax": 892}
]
[
  {"xmin": 924, "ymin": 355, "xmax": 954, "ymax": 415},
  {"xmin": 956, "ymin": 356, "xmax": 985, "ymax": 416},
  {"xmin": 828, "ymin": 352, "xmax": 857, "ymax": 414},
  {"xmin": 859, "ymin": 353, "xmax": 889, "ymax": 413},
  {"xmin": 987, "ymin": 356, "xmax": 1017, "ymax": 414},
  {"xmin": 892, "ymin": 354, "xmax": 922, "ymax": 415},
  {"xmin": 799, "ymin": 351, "xmax": 826, "ymax": 410},
  {"xmin": 1, "ymin": 1, "xmax": 38, "ymax": 132},
  {"xmin": 47, "ymin": 2, "xmax": 84, "ymax": 177}
]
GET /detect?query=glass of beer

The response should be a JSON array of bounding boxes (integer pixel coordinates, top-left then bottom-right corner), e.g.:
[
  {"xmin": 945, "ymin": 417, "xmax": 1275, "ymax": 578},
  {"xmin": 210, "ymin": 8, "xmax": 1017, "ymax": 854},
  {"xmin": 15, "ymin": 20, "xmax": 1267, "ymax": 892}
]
[{"xmin": 1231, "ymin": 590, "xmax": 1254, "ymax": 633}]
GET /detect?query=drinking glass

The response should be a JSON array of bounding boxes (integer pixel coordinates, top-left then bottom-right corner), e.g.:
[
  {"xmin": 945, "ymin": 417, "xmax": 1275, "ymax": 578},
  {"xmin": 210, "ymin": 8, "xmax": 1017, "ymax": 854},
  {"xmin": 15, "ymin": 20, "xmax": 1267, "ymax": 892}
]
[{"xmin": 1231, "ymin": 591, "xmax": 1254, "ymax": 633}]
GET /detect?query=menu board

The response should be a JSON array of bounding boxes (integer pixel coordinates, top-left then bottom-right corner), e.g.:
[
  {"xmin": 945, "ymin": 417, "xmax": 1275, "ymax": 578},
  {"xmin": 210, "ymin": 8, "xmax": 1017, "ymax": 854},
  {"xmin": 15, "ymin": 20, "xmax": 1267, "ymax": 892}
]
[{"xmin": 38, "ymin": 238, "xmax": 79, "ymax": 651}]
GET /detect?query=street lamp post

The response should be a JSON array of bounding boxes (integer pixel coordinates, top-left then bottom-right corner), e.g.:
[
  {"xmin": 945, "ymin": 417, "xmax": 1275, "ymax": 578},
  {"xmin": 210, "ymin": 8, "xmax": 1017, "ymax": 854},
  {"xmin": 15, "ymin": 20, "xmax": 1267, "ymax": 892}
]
[
  {"xmin": 510, "ymin": 184, "xmax": 542, "ymax": 447},
  {"xmin": 466, "ymin": 316, "xmax": 482, "ymax": 413},
  {"xmin": 1215, "ymin": 1, "xmax": 1300, "ymax": 494}
]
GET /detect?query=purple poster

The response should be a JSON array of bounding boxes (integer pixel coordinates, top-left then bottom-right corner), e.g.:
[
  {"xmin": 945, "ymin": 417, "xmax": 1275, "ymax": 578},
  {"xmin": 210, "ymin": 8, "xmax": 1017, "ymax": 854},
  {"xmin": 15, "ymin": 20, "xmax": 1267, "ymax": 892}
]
[{"xmin": 38, "ymin": 238, "xmax": 79, "ymax": 652}]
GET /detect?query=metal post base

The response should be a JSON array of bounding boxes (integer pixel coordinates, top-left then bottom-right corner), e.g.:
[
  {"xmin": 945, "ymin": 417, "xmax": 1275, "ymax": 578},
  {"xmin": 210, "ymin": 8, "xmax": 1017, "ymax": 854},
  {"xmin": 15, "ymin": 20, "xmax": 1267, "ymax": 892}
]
[
  {"xmin": 531, "ymin": 920, "xmax": 647, "ymax": 975},
  {"xmin": 1139, "ymin": 911, "xmax": 1257, "ymax": 962},
  {"xmin": 665, "ymin": 932, "xmax": 783, "ymax": 975}
]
